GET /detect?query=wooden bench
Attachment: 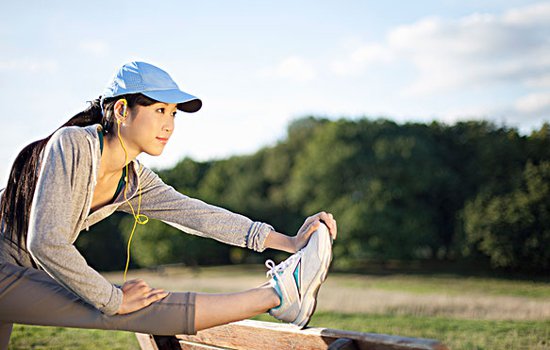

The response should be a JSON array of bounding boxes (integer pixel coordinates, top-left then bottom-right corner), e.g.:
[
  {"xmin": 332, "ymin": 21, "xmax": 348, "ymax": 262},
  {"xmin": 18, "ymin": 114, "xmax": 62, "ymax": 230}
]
[{"xmin": 135, "ymin": 319, "xmax": 449, "ymax": 350}]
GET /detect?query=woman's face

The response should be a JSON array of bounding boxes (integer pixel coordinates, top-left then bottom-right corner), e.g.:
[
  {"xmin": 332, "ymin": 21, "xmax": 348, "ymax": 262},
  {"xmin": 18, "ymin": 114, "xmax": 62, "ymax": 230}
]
[{"xmin": 121, "ymin": 102, "xmax": 178, "ymax": 156}]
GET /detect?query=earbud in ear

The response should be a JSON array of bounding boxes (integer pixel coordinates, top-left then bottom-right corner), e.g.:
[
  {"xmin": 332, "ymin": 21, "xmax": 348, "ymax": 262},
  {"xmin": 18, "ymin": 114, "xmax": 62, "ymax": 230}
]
[
  {"xmin": 116, "ymin": 99, "xmax": 128, "ymax": 125},
  {"xmin": 120, "ymin": 99, "xmax": 128, "ymax": 118}
]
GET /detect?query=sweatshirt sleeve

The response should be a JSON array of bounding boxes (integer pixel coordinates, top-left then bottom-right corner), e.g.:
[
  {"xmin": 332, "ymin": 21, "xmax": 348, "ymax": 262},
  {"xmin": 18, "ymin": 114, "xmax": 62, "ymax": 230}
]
[
  {"xmin": 27, "ymin": 127, "xmax": 123, "ymax": 315},
  {"xmin": 117, "ymin": 165, "xmax": 274, "ymax": 252}
]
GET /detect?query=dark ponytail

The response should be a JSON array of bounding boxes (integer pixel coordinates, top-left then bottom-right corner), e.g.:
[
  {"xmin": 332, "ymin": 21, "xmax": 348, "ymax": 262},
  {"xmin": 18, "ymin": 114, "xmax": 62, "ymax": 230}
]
[{"xmin": 0, "ymin": 93, "xmax": 157, "ymax": 248}]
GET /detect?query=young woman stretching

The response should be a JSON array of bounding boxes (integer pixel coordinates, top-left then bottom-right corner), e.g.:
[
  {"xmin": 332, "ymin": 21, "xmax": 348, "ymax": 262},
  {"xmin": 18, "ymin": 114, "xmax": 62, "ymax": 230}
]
[{"xmin": 0, "ymin": 61, "xmax": 337, "ymax": 348}]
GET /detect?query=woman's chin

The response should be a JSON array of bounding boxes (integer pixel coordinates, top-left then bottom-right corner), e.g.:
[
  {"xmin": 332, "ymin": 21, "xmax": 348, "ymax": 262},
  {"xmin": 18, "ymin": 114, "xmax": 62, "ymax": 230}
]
[{"xmin": 143, "ymin": 149, "xmax": 164, "ymax": 157}]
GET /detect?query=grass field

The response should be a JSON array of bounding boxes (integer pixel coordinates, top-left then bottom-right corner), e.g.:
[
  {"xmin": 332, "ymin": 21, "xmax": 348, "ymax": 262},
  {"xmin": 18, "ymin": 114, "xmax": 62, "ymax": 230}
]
[{"xmin": 8, "ymin": 265, "xmax": 550, "ymax": 349}]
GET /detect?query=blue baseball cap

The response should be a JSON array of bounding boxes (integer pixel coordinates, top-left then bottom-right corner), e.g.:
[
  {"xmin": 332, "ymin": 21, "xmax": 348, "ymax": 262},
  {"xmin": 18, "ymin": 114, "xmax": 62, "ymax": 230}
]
[{"xmin": 101, "ymin": 61, "xmax": 202, "ymax": 113}]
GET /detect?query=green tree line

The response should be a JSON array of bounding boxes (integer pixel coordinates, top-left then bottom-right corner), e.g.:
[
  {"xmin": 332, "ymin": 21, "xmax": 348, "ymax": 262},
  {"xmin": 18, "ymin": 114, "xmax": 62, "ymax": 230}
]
[{"xmin": 77, "ymin": 117, "xmax": 550, "ymax": 273}]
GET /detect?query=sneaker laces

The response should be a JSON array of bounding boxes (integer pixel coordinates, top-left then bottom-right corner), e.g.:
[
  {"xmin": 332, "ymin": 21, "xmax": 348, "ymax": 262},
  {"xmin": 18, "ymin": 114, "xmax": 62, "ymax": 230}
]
[{"xmin": 265, "ymin": 250, "xmax": 304, "ymax": 278}]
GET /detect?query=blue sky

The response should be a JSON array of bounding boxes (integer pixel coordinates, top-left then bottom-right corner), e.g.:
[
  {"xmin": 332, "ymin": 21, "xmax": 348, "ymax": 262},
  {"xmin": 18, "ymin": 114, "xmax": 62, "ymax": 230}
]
[{"xmin": 1, "ymin": 0, "xmax": 549, "ymax": 184}]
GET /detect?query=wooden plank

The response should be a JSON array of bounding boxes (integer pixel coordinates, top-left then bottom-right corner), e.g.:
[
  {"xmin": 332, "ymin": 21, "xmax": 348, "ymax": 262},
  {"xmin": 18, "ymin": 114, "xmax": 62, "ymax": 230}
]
[
  {"xmin": 135, "ymin": 333, "xmax": 159, "ymax": 350},
  {"xmin": 175, "ymin": 320, "xmax": 449, "ymax": 350},
  {"xmin": 178, "ymin": 340, "xmax": 231, "ymax": 349}
]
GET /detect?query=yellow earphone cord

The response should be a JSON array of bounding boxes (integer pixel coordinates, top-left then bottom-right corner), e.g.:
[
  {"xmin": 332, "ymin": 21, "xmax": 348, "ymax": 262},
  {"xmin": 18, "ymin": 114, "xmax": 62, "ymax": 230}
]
[{"xmin": 116, "ymin": 108, "xmax": 149, "ymax": 282}]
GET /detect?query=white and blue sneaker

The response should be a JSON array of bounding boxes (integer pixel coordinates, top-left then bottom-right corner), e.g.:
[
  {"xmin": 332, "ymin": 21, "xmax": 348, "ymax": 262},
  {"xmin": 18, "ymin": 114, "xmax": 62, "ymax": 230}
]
[{"xmin": 266, "ymin": 223, "xmax": 333, "ymax": 328}]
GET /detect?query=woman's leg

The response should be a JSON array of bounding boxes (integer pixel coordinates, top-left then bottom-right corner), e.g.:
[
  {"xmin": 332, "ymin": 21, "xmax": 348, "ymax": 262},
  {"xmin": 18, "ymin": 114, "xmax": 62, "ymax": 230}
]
[
  {"xmin": 0, "ymin": 262, "xmax": 279, "ymax": 345},
  {"xmin": 0, "ymin": 263, "xmax": 196, "ymax": 337},
  {"xmin": 195, "ymin": 286, "xmax": 279, "ymax": 331}
]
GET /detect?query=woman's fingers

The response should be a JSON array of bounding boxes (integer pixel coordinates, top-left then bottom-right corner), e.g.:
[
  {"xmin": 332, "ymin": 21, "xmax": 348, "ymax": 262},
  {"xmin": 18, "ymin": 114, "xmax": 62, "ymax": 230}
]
[
  {"xmin": 304, "ymin": 220, "xmax": 321, "ymax": 239},
  {"xmin": 147, "ymin": 289, "xmax": 170, "ymax": 302},
  {"xmin": 311, "ymin": 211, "xmax": 338, "ymax": 240},
  {"xmin": 302, "ymin": 215, "xmax": 318, "ymax": 228},
  {"xmin": 138, "ymin": 286, "xmax": 166, "ymax": 302},
  {"xmin": 118, "ymin": 280, "xmax": 169, "ymax": 314}
]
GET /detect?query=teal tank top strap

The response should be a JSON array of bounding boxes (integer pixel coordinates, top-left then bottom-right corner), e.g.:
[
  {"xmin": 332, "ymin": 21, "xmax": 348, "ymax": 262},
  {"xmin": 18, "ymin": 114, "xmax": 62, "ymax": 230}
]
[
  {"xmin": 99, "ymin": 128, "xmax": 104, "ymax": 154},
  {"xmin": 114, "ymin": 167, "xmax": 127, "ymax": 199}
]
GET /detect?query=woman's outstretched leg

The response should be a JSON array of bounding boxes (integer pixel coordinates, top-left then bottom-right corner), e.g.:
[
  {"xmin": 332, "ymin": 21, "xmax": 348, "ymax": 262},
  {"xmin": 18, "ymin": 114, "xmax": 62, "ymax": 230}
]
[
  {"xmin": 0, "ymin": 261, "xmax": 281, "ymax": 343},
  {"xmin": 1, "ymin": 261, "xmax": 278, "ymax": 341}
]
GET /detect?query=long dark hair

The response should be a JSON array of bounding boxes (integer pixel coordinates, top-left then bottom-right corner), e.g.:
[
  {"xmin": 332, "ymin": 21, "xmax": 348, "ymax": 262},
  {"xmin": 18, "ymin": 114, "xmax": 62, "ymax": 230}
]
[{"xmin": 0, "ymin": 93, "xmax": 157, "ymax": 248}]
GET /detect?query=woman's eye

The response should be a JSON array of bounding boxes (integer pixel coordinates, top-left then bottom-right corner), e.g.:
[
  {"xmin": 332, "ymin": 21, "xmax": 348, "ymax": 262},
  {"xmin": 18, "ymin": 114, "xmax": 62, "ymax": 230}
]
[{"xmin": 171, "ymin": 111, "xmax": 178, "ymax": 118}]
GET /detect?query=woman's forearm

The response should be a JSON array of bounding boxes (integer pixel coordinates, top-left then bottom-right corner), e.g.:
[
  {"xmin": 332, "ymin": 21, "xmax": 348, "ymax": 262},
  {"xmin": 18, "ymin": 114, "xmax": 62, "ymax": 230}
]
[{"xmin": 263, "ymin": 230, "xmax": 296, "ymax": 253}]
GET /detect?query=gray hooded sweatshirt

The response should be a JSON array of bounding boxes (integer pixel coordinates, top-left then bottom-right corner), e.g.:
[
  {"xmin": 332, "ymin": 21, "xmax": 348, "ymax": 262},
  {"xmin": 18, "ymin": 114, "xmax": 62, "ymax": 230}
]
[{"xmin": 0, "ymin": 124, "xmax": 273, "ymax": 315}]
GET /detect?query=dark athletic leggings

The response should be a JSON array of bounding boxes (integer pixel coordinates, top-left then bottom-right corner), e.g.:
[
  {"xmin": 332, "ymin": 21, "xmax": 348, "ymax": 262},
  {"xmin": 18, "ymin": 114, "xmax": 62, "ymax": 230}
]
[{"xmin": 0, "ymin": 262, "xmax": 196, "ymax": 350}]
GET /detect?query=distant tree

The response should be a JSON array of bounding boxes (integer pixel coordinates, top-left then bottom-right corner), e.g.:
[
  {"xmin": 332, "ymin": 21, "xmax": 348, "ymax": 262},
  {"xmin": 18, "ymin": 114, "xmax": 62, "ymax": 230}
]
[
  {"xmin": 448, "ymin": 121, "xmax": 526, "ymax": 196},
  {"xmin": 526, "ymin": 122, "xmax": 550, "ymax": 162},
  {"xmin": 157, "ymin": 157, "xmax": 212, "ymax": 198},
  {"xmin": 464, "ymin": 161, "xmax": 550, "ymax": 270},
  {"xmin": 283, "ymin": 118, "xmax": 456, "ymax": 264}
]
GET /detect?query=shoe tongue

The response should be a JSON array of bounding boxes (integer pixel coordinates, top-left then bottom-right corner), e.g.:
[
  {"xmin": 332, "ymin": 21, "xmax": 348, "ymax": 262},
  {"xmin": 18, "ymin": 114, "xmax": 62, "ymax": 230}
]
[
  {"xmin": 266, "ymin": 250, "xmax": 304, "ymax": 278},
  {"xmin": 275, "ymin": 252, "xmax": 297, "ymax": 271},
  {"xmin": 283, "ymin": 250, "xmax": 302, "ymax": 268}
]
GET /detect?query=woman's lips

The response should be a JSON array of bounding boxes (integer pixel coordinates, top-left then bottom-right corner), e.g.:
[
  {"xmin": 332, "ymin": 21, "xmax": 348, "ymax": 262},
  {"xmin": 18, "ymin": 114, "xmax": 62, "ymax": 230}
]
[{"xmin": 156, "ymin": 137, "xmax": 169, "ymax": 145}]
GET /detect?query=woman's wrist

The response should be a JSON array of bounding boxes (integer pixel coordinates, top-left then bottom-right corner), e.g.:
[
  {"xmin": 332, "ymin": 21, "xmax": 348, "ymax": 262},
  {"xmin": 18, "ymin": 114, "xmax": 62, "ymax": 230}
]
[{"xmin": 263, "ymin": 230, "xmax": 297, "ymax": 253}]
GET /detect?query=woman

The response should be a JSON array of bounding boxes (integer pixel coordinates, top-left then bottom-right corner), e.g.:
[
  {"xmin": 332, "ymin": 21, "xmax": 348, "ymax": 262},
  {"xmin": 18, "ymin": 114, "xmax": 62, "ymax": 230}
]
[{"xmin": 0, "ymin": 61, "xmax": 337, "ymax": 348}]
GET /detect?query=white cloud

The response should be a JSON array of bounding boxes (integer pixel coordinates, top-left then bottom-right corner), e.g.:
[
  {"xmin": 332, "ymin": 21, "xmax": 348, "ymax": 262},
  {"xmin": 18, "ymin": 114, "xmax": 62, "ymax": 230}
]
[
  {"xmin": 331, "ymin": 2, "xmax": 550, "ymax": 96},
  {"xmin": 515, "ymin": 92, "xmax": 550, "ymax": 114},
  {"xmin": 392, "ymin": 4, "xmax": 550, "ymax": 96},
  {"xmin": 78, "ymin": 40, "xmax": 109, "ymax": 57},
  {"xmin": 259, "ymin": 56, "xmax": 316, "ymax": 82}
]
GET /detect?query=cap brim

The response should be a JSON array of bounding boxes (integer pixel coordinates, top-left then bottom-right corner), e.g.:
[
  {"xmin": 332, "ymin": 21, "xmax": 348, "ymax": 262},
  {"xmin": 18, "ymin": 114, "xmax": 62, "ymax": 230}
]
[
  {"xmin": 143, "ymin": 89, "xmax": 202, "ymax": 113},
  {"xmin": 178, "ymin": 99, "xmax": 202, "ymax": 113}
]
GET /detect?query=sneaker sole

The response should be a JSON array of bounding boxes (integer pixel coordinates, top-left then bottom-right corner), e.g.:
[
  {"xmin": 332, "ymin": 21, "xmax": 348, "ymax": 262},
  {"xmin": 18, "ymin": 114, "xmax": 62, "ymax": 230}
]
[{"xmin": 293, "ymin": 223, "xmax": 333, "ymax": 329}]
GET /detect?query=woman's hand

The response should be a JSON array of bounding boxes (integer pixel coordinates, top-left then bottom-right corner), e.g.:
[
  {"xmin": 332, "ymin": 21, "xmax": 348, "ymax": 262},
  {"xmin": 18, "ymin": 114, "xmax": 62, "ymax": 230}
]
[
  {"xmin": 117, "ymin": 279, "xmax": 169, "ymax": 315},
  {"xmin": 292, "ymin": 211, "xmax": 337, "ymax": 252}
]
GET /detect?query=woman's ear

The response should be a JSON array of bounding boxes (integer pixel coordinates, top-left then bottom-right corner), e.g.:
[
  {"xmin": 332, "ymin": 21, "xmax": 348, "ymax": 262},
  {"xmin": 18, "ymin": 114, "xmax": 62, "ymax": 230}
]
[{"xmin": 113, "ymin": 99, "xmax": 128, "ymax": 124}]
